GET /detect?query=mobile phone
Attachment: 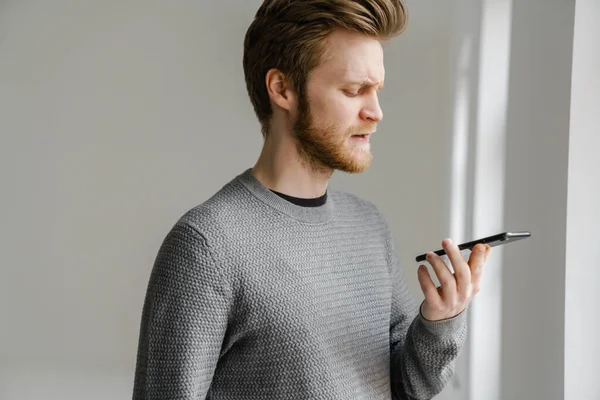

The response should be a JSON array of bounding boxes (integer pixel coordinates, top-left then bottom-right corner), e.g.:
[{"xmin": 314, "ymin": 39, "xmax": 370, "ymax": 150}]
[{"xmin": 415, "ymin": 231, "xmax": 531, "ymax": 262}]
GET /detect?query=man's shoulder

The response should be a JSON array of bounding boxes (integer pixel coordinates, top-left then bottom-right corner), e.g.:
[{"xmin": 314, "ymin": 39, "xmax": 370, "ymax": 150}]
[
  {"xmin": 177, "ymin": 176, "xmax": 249, "ymax": 233},
  {"xmin": 330, "ymin": 190, "xmax": 384, "ymax": 219}
]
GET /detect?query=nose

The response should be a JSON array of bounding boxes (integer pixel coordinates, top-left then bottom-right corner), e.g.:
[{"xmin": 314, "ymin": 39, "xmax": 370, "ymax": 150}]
[{"xmin": 360, "ymin": 93, "xmax": 383, "ymax": 123}]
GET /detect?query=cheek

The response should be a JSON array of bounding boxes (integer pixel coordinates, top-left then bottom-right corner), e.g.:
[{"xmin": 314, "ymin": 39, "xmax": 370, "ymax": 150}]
[{"xmin": 312, "ymin": 94, "xmax": 358, "ymax": 129}]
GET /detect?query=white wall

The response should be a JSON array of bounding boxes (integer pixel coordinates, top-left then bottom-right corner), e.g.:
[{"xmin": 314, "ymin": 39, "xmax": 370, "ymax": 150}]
[
  {"xmin": 0, "ymin": 1, "xmax": 458, "ymax": 398},
  {"xmin": 565, "ymin": 0, "xmax": 600, "ymax": 398},
  {"xmin": 446, "ymin": 1, "xmax": 600, "ymax": 399},
  {"xmin": 466, "ymin": 0, "xmax": 512, "ymax": 399}
]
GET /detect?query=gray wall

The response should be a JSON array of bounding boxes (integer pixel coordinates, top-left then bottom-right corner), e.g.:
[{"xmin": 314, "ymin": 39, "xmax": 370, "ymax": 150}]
[
  {"xmin": 500, "ymin": 0, "xmax": 574, "ymax": 398},
  {"xmin": 5, "ymin": 1, "xmax": 596, "ymax": 399},
  {"xmin": 0, "ymin": 1, "xmax": 458, "ymax": 398}
]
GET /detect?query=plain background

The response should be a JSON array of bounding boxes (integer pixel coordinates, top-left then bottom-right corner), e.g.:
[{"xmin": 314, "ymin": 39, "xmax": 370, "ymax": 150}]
[
  {"xmin": 0, "ymin": 1, "xmax": 455, "ymax": 397},
  {"xmin": 1, "ymin": 0, "xmax": 598, "ymax": 399}
]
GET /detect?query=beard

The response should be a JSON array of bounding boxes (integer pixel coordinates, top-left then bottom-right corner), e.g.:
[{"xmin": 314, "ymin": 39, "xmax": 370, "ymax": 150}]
[{"xmin": 292, "ymin": 96, "xmax": 374, "ymax": 175}]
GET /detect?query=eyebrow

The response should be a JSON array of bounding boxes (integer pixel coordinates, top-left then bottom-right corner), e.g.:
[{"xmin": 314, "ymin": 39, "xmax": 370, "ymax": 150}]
[{"xmin": 346, "ymin": 80, "xmax": 384, "ymax": 90}]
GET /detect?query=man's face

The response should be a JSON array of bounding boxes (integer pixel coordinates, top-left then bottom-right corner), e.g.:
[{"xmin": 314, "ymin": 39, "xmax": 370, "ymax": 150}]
[{"xmin": 293, "ymin": 29, "xmax": 385, "ymax": 174}]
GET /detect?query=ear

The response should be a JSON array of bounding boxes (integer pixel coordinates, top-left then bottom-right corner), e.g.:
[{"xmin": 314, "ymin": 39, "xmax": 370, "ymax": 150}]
[{"xmin": 265, "ymin": 68, "xmax": 297, "ymax": 113}]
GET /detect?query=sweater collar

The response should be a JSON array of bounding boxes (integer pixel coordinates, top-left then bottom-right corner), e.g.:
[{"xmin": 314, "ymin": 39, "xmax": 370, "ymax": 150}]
[{"xmin": 236, "ymin": 168, "xmax": 334, "ymax": 224}]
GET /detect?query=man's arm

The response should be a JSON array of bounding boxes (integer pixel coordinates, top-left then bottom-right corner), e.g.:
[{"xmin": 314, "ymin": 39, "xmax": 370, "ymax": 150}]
[
  {"xmin": 133, "ymin": 221, "xmax": 231, "ymax": 400},
  {"xmin": 385, "ymin": 230, "xmax": 468, "ymax": 400},
  {"xmin": 388, "ymin": 249, "xmax": 467, "ymax": 399}
]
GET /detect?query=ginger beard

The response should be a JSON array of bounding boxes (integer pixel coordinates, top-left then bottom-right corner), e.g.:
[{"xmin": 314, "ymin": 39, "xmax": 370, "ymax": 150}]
[{"xmin": 292, "ymin": 94, "xmax": 374, "ymax": 175}]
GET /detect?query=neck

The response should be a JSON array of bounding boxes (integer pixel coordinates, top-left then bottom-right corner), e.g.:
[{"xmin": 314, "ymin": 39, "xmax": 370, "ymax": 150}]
[{"xmin": 252, "ymin": 131, "xmax": 332, "ymax": 199}]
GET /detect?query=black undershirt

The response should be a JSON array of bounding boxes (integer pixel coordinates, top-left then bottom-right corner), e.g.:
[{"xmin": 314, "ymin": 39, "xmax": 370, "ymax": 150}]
[{"xmin": 270, "ymin": 189, "xmax": 327, "ymax": 207}]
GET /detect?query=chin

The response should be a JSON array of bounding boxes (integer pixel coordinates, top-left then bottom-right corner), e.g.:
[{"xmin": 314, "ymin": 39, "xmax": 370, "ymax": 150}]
[
  {"xmin": 341, "ymin": 166, "xmax": 370, "ymax": 174},
  {"xmin": 336, "ymin": 154, "xmax": 373, "ymax": 174}
]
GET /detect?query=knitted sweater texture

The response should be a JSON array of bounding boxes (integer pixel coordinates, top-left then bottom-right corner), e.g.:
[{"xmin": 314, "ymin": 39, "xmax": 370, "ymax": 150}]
[{"xmin": 133, "ymin": 169, "xmax": 467, "ymax": 400}]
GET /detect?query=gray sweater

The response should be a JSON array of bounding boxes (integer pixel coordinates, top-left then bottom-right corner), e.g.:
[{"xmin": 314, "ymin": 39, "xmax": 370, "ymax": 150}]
[{"xmin": 133, "ymin": 169, "xmax": 467, "ymax": 400}]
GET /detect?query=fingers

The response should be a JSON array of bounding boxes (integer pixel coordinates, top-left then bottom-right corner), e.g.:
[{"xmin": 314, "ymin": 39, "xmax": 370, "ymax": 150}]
[
  {"xmin": 419, "ymin": 239, "xmax": 490, "ymax": 321},
  {"xmin": 426, "ymin": 251, "xmax": 456, "ymax": 294},
  {"xmin": 442, "ymin": 239, "xmax": 470, "ymax": 295},
  {"xmin": 468, "ymin": 244, "xmax": 488, "ymax": 294},
  {"xmin": 468, "ymin": 243, "xmax": 487, "ymax": 265},
  {"xmin": 484, "ymin": 244, "xmax": 492, "ymax": 262},
  {"xmin": 418, "ymin": 265, "xmax": 441, "ymax": 304}
]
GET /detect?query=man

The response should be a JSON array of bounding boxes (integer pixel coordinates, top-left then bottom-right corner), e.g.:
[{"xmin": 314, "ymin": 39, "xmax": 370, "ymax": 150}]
[{"xmin": 133, "ymin": 0, "xmax": 491, "ymax": 399}]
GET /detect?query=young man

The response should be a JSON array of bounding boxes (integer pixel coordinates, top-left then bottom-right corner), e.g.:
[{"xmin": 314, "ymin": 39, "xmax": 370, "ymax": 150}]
[{"xmin": 133, "ymin": 1, "xmax": 491, "ymax": 399}]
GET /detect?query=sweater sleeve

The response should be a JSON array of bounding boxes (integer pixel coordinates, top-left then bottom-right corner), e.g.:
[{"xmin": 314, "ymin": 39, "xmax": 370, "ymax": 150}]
[
  {"xmin": 132, "ymin": 221, "xmax": 232, "ymax": 400},
  {"xmin": 386, "ymin": 230, "xmax": 468, "ymax": 400}
]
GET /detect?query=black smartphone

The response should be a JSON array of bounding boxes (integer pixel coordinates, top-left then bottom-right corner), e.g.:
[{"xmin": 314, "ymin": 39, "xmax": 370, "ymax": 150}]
[{"xmin": 415, "ymin": 231, "xmax": 531, "ymax": 262}]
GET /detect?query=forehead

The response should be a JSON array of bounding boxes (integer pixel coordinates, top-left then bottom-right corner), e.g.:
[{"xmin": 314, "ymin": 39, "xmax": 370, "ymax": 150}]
[{"xmin": 312, "ymin": 30, "xmax": 385, "ymax": 84}]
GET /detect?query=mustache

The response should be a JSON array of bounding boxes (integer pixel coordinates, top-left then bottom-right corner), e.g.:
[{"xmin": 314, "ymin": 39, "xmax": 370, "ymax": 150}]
[{"xmin": 347, "ymin": 125, "xmax": 377, "ymax": 135}]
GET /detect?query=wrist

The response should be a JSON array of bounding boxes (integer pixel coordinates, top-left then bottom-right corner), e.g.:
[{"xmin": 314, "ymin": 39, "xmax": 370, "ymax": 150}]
[{"xmin": 419, "ymin": 300, "xmax": 467, "ymax": 322}]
